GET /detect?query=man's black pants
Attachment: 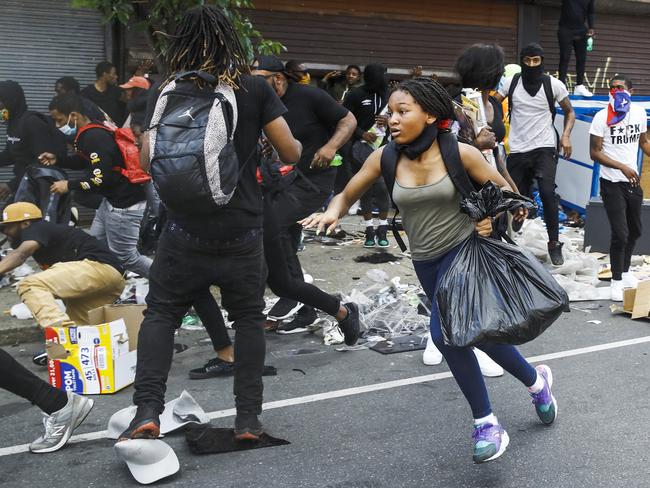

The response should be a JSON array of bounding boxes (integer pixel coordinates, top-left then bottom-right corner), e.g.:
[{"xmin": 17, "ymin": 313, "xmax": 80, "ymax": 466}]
[
  {"xmin": 264, "ymin": 178, "xmax": 340, "ymax": 316},
  {"xmin": 507, "ymin": 147, "xmax": 560, "ymax": 242},
  {"xmin": 558, "ymin": 27, "xmax": 588, "ymax": 86},
  {"xmin": 0, "ymin": 348, "xmax": 67, "ymax": 414},
  {"xmin": 600, "ymin": 178, "xmax": 643, "ymax": 280},
  {"xmin": 133, "ymin": 224, "xmax": 266, "ymax": 415}
]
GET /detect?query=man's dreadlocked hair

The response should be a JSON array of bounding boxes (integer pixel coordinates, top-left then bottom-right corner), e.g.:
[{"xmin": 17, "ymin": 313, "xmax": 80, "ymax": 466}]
[
  {"xmin": 395, "ymin": 77, "xmax": 456, "ymax": 122},
  {"xmin": 164, "ymin": 5, "xmax": 249, "ymax": 88}
]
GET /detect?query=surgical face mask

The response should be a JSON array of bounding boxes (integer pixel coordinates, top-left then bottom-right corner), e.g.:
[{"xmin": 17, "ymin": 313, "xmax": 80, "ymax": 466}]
[
  {"xmin": 58, "ymin": 115, "xmax": 77, "ymax": 137},
  {"xmin": 0, "ymin": 108, "xmax": 8, "ymax": 124}
]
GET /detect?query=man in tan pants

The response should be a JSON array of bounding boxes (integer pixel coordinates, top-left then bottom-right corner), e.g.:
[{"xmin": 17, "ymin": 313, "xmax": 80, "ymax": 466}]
[{"xmin": 0, "ymin": 202, "xmax": 125, "ymax": 327}]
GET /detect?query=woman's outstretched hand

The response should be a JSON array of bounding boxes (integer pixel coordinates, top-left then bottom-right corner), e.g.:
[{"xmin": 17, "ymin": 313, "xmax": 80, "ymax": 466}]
[{"xmin": 299, "ymin": 211, "xmax": 340, "ymax": 236}]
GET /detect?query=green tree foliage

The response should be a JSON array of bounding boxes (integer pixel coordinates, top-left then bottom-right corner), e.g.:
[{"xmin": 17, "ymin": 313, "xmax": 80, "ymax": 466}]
[{"xmin": 71, "ymin": 0, "xmax": 284, "ymax": 68}]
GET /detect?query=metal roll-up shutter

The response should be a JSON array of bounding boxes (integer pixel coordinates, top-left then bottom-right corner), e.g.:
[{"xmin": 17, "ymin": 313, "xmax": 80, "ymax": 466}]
[
  {"xmin": 244, "ymin": 0, "xmax": 518, "ymax": 77},
  {"xmin": 539, "ymin": 6, "xmax": 650, "ymax": 95},
  {"xmin": 0, "ymin": 0, "xmax": 105, "ymax": 222}
]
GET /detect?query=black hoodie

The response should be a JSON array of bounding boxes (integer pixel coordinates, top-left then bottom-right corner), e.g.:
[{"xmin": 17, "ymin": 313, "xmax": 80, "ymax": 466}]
[
  {"xmin": 0, "ymin": 81, "xmax": 66, "ymax": 190},
  {"xmin": 343, "ymin": 64, "xmax": 388, "ymax": 140}
]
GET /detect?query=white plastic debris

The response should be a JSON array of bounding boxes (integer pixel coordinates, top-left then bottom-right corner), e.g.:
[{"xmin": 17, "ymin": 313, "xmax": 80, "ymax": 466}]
[
  {"xmin": 11, "ymin": 263, "xmax": 34, "ymax": 278},
  {"xmin": 10, "ymin": 300, "xmax": 65, "ymax": 319}
]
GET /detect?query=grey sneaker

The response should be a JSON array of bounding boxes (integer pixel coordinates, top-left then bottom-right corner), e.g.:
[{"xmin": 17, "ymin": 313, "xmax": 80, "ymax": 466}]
[{"xmin": 29, "ymin": 391, "xmax": 94, "ymax": 453}]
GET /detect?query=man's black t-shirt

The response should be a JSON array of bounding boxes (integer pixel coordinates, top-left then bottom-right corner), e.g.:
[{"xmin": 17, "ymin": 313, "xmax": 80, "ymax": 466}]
[
  {"xmin": 281, "ymin": 83, "xmax": 348, "ymax": 189},
  {"xmin": 16, "ymin": 220, "xmax": 123, "ymax": 273},
  {"xmin": 69, "ymin": 127, "xmax": 146, "ymax": 208},
  {"xmin": 81, "ymin": 84, "xmax": 126, "ymax": 126},
  {"xmin": 144, "ymin": 74, "xmax": 287, "ymax": 239}
]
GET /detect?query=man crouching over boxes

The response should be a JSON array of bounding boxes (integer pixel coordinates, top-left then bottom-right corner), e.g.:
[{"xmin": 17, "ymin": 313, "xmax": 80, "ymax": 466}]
[{"xmin": 0, "ymin": 202, "xmax": 125, "ymax": 333}]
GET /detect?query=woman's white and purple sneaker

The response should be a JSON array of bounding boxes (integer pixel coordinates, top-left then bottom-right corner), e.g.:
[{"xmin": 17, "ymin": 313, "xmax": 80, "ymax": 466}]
[
  {"xmin": 530, "ymin": 364, "xmax": 557, "ymax": 425},
  {"xmin": 472, "ymin": 422, "xmax": 510, "ymax": 464}
]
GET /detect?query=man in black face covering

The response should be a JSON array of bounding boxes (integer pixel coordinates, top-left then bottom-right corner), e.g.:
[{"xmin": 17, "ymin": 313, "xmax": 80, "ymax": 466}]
[
  {"xmin": 343, "ymin": 64, "xmax": 392, "ymax": 248},
  {"xmin": 494, "ymin": 43, "xmax": 576, "ymax": 266}
]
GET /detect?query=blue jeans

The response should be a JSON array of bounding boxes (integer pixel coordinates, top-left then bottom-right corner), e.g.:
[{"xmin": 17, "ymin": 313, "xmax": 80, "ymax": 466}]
[
  {"xmin": 90, "ymin": 198, "xmax": 152, "ymax": 278},
  {"xmin": 413, "ymin": 242, "xmax": 537, "ymax": 419}
]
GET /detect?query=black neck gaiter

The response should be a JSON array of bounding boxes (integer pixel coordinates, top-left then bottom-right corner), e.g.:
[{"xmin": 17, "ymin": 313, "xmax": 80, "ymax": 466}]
[{"xmin": 396, "ymin": 123, "xmax": 439, "ymax": 160}]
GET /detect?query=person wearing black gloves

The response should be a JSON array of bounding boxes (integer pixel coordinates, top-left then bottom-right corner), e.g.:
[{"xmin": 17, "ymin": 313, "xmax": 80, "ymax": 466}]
[
  {"xmin": 0, "ymin": 81, "xmax": 66, "ymax": 201},
  {"xmin": 343, "ymin": 64, "xmax": 392, "ymax": 247},
  {"xmin": 81, "ymin": 62, "xmax": 126, "ymax": 126},
  {"xmin": 251, "ymin": 55, "xmax": 360, "ymax": 334},
  {"xmin": 558, "ymin": 0, "xmax": 595, "ymax": 97},
  {"xmin": 494, "ymin": 43, "xmax": 575, "ymax": 266},
  {"xmin": 42, "ymin": 94, "xmax": 151, "ymax": 277}
]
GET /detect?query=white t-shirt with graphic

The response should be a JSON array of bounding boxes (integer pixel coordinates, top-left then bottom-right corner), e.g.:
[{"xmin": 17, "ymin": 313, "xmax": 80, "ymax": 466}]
[
  {"xmin": 589, "ymin": 104, "xmax": 647, "ymax": 183},
  {"xmin": 498, "ymin": 75, "xmax": 569, "ymax": 154}
]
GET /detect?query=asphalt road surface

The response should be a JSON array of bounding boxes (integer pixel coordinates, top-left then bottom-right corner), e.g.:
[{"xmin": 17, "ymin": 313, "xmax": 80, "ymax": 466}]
[{"xmin": 1, "ymin": 298, "xmax": 648, "ymax": 488}]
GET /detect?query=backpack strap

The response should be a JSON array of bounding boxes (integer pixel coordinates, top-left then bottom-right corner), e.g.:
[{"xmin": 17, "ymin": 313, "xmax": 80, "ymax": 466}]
[
  {"xmin": 507, "ymin": 73, "xmax": 521, "ymax": 121},
  {"xmin": 437, "ymin": 131, "xmax": 475, "ymax": 199},
  {"xmin": 542, "ymin": 75, "xmax": 561, "ymax": 150},
  {"xmin": 380, "ymin": 142, "xmax": 408, "ymax": 252},
  {"xmin": 174, "ymin": 70, "xmax": 217, "ymax": 85}
]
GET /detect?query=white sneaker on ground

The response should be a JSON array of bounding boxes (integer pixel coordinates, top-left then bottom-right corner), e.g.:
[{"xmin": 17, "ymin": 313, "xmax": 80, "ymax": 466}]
[
  {"xmin": 348, "ymin": 200, "xmax": 361, "ymax": 215},
  {"xmin": 474, "ymin": 349, "xmax": 504, "ymax": 377},
  {"xmin": 622, "ymin": 272, "xmax": 639, "ymax": 289},
  {"xmin": 422, "ymin": 332, "xmax": 443, "ymax": 365},
  {"xmin": 611, "ymin": 279, "xmax": 624, "ymax": 302},
  {"xmin": 574, "ymin": 84, "xmax": 593, "ymax": 97}
]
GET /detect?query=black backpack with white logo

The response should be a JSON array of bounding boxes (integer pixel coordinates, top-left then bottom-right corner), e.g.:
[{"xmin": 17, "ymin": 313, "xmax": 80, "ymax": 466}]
[{"xmin": 148, "ymin": 71, "xmax": 240, "ymax": 214}]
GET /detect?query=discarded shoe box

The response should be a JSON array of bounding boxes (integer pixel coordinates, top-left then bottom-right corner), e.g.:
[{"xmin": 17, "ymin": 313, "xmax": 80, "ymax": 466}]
[
  {"xmin": 45, "ymin": 304, "xmax": 146, "ymax": 394},
  {"xmin": 610, "ymin": 280, "xmax": 650, "ymax": 319}
]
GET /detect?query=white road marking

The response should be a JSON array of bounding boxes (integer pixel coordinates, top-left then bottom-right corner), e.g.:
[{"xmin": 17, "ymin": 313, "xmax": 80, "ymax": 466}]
[{"xmin": 1, "ymin": 335, "xmax": 649, "ymax": 457}]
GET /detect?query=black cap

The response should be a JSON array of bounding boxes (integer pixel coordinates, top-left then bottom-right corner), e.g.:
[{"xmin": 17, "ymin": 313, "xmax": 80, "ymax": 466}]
[{"xmin": 254, "ymin": 55, "xmax": 284, "ymax": 73}]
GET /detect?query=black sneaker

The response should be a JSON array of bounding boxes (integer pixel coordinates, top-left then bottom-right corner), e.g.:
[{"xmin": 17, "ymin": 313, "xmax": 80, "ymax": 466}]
[
  {"xmin": 32, "ymin": 350, "xmax": 48, "ymax": 367},
  {"xmin": 268, "ymin": 298, "xmax": 302, "ymax": 321},
  {"xmin": 548, "ymin": 241, "xmax": 564, "ymax": 266},
  {"xmin": 189, "ymin": 358, "xmax": 234, "ymax": 379},
  {"xmin": 364, "ymin": 226, "xmax": 376, "ymax": 248},
  {"xmin": 376, "ymin": 225, "xmax": 390, "ymax": 248},
  {"xmin": 118, "ymin": 405, "xmax": 160, "ymax": 441},
  {"xmin": 234, "ymin": 413, "xmax": 263, "ymax": 441},
  {"xmin": 338, "ymin": 302, "xmax": 360, "ymax": 346},
  {"xmin": 276, "ymin": 306, "xmax": 318, "ymax": 334}
]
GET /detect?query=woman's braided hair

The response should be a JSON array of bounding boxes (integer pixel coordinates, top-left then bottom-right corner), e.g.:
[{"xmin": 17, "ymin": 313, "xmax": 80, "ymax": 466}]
[
  {"xmin": 163, "ymin": 5, "xmax": 249, "ymax": 89},
  {"xmin": 395, "ymin": 77, "xmax": 456, "ymax": 122}
]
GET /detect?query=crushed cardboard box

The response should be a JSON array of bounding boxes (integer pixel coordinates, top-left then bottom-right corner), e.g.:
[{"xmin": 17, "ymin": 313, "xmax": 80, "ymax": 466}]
[
  {"xmin": 46, "ymin": 304, "xmax": 145, "ymax": 394},
  {"xmin": 610, "ymin": 280, "xmax": 650, "ymax": 319}
]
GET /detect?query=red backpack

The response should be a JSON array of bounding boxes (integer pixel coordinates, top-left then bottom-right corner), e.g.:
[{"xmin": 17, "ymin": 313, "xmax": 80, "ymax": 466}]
[{"xmin": 75, "ymin": 123, "xmax": 151, "ymax": 184}]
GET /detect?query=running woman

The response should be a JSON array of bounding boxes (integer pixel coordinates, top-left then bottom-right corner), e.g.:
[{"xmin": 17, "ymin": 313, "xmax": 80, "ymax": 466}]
[{"xmin": 302, "ymin": 77, "xmax": 558, "ymax": 463}]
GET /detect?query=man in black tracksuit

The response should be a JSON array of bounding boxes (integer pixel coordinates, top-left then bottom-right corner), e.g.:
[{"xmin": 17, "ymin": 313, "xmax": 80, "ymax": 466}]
[
  {"xmin": 0, "ymin": 81, "xmax": 65, "ymax": 201},
  {"xmin": 558, "ymin": 0, "xmax": 595, "ymax": 96},
  {"xmin": 343, "ymin": 64, "xmax": 391, "ymax": 247}
]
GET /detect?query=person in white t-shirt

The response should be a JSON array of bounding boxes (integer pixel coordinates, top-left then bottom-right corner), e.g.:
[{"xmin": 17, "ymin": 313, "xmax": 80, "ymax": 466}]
[
  {"xmin": 589, "ymin": 74, "xmax": 650, "ymax": 301},
  {"xmin": 495, "ymin": 43, "xmax": 576, "ymax": 266}
]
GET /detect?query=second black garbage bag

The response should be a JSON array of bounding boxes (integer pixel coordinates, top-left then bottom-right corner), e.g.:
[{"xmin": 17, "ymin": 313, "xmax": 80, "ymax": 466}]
[{"xmin": 436, "ymin": 182, "xmax": 569, "ymax": 348}]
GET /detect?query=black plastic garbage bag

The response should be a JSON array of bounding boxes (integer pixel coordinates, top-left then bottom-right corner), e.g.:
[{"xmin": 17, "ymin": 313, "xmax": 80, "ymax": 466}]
[
  {"xmin": 436, "ymin": 234, "xmax": 569, "ymax": 347},
  {"xmin": 460, "ymin": 181, "xmax": 535, "ymax": 220},
  {"xmin": 436, "ymin": 182, "xmax": 567, "ymax": 347}
]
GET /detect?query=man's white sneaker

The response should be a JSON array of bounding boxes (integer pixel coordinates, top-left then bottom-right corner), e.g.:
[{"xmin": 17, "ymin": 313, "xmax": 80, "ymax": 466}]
[
  {"xmin": 574, "ymin": 84, "xmax": 593, "ymax": 97},
  {"xmin": 422, "ymin": 332, "xmax": 443, "ymax": 365},
  {"xmin": 611, "ymin": 279, "xmax": 624, "ymax": 302},
  {"xmin": 622, "ymin": 272, "xmax": 639, "ymax": 289},
  {"xmin": 474, "ymin": 349, "xmax": 504, "ymax": 377}
]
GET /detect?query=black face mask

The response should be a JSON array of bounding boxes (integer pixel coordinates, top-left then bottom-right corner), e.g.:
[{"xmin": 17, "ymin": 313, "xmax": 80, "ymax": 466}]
[
  {"xmin": 396, "ymin": 123, "xmax": 439, "ymax": 160},
  {"xmin": 520, "ymin": 63, "xmax": 545, "ymax": 97}
]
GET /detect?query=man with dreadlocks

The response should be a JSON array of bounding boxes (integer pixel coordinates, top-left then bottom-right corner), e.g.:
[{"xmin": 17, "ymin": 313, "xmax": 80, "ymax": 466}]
[
  {"xmin": 118, "ymin": 5, "xmax": 301, "ymax": 442},
  {"xmin": 303, "ymin": 77, "xmax": 558, "ymax": 464}
]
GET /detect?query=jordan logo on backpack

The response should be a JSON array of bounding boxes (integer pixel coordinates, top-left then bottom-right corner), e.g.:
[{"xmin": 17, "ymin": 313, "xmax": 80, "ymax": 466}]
[
  {"xmin": 148, "ymin": 70, "xmax": 240, "ymax": 213},
  {"xmin": 178, "ymin": 107, "xmax": 195, "ymax": 121}
]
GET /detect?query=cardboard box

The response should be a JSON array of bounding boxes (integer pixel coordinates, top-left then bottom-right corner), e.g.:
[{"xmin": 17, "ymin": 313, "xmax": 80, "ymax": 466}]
[
  {"xmin": 46, "ymin": 305, "xmax": 146, "ymax": 394},
  {"xmin": 610, "ymin": 280, "xmax": 650, "ymax": 319}
]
